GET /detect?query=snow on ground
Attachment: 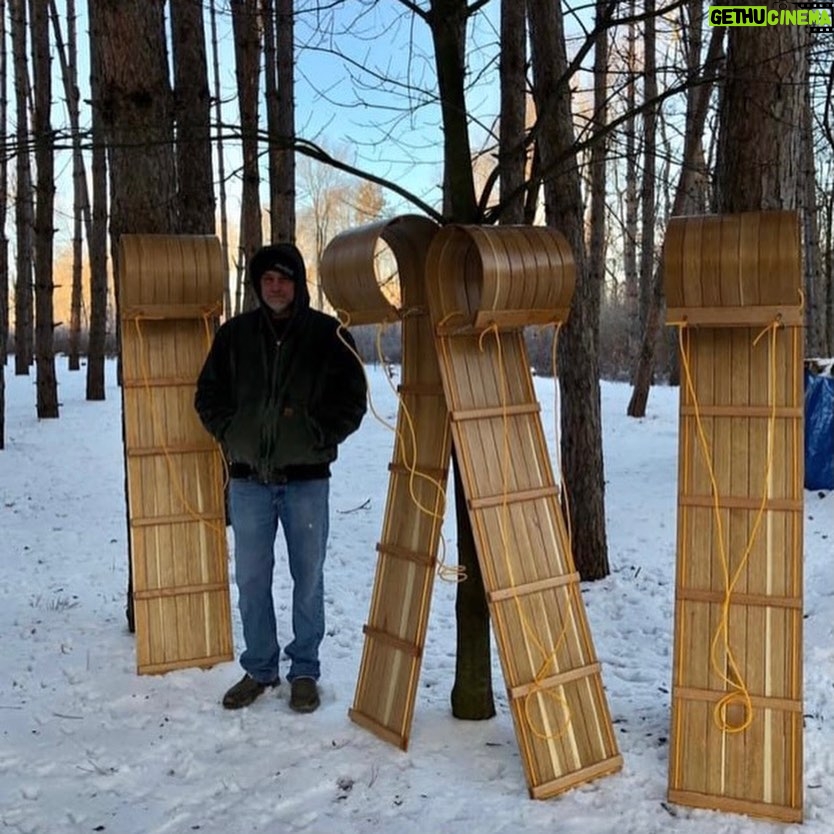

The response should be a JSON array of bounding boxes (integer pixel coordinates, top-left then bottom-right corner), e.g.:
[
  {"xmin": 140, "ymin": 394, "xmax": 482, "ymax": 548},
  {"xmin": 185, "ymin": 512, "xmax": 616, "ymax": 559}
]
[{"xmin": 1, "ymin": 358, "xmax": 831, "ymax": 834}]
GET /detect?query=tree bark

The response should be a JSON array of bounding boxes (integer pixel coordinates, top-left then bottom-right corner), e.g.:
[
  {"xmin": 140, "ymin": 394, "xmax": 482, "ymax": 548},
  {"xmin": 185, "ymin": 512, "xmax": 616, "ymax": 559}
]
[
  {"xmin": 528, "ymin": 0, "xmax": 609, "ymax": 580},
  {"xmin": 10, "ymin": 0, "xmax": 33, "ymax": 375},
  {"xmin": 715, "ymin": 14, "xmax": 805, "ymax": 213},
  {"xmin": 89, "ymin": 0, "xmax": 178, "ymax": 633},
  {"xmin": 623, "ymin": 0, "xmax": 639, "ymax": 364},
  {"xmin": 426, "ymin": 0, "xmax": 494, "ymax": 719},
  {"xmin": 49, "ymin": 0, "xmax": 86, "ymax": 372},
  {"xmin": 231, "ymin": 0, "xmax": 263, "ymax": 311},
  {"xmin": 263, "ymin": 0, "xmax": 296, "ymax": 243},
  {"xmin": 86, "ymin": 17, "xmax": 108, "ymax": 402},
  {"xmin": 637, "ymin": 0, "xmax": 657, "ymax": 341},
  {"xmin": 627, "ymin": 6, "xmax": 721, "ymax": 418},
  {"xmin": 30, "ymin": 0, "xmax": 58, "ymax": 419},
  {"xmin": 497, "ymin": 0, "xmax": 526, "ymax": 225},
  {"xmin": 171, "ymin": 0, "xmax": 215, "ymax": 234},
  {"xmin": 428, "ymin": 0, "xmax": 478, "ymax": 223},
  {"xmin": 587, "ymin": 0, "xmax": 609, "ymax": 387},
  {"xmin": 209, "ymin": 0, "xmax": 232, "ymax": 317},
  {"xmin": 800, "ymin": 68, "xmax": 823, "ymax": 355}
]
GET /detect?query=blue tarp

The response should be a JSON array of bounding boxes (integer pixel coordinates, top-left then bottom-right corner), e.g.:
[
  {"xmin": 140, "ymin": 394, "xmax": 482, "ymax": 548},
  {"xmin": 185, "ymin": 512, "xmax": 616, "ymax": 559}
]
[{"xmin": 804, "ymin": 369, "xmax": 834, "ymax": 490}]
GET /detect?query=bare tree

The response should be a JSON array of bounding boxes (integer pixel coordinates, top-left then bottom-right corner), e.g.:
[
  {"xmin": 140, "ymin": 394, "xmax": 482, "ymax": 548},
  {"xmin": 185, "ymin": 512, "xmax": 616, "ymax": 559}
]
[
  {"xmin": 264, "ymin": 0, "xmax": 296, "ymax": 243},
  {"xmin": 9, "ymin": 0, "xmax": 33, "ymax": 375},
  {"xmin": 30, "ymin": 0, "xmax": 58, "ymax": 418},
  {"xmin": 801, "ymin": 65, "xmax": 824, "ymax": 355},
  {"xmin": 422, "ymin": 0, "xmax": 496, "ymax": 721},
  {"xmin": 171, "ymin": 0, "xmax": 215, "ymax": 234},
  {"xmin": 587, "ymin": 0, "xmax": 610, "ymax": 394},
  {"xmin": 49, "ymin": 0, "xmax": 86, "ymax": 372},
  {"xmin": 627, "ymin": 8, "xmax": 723, "ymax": 418},
  {"xmin": 231, "ymin": 0, "xmax": 263, "ymax": 312},
  {"xmin": 86, "ymin": 10, "xmax": 108, "ymax": 402},
  {"xmin": 497, "ymin": 0, "xmax": 527, "ymax": 225},
  {"xmin": 209, "ymin": 0, "xmax": 232, "ymax": 317},
  {"xmin": 528, "ymin": 0, "xmax": 610, "ymax": 579},
  {"xmin": 716, "ymin": 22, "xmax": 805, "ymax": 211},
  {"xmin": 623, "ymin": 0, "xmax": 639, "ymax": 362},
  {"xmin": 638, "ymin": 0, "xmax": 657, "ymax": 339},
  {"xmin": 88, "ymin": 0, "xmax": 178, "ymax": 631}
]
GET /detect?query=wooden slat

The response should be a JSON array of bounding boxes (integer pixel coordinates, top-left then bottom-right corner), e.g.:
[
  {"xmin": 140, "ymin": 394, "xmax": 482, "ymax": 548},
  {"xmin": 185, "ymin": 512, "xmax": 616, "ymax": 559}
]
[
  {"xmin": 122, "ymin": 302, "xmax": 222, "ymax": 320},
  {"xmin": 375, "ymin": 541, "xmax": 436, "ymax": 567},
  {"xmin": 489, "ymin": 572, "xmax": 580, "ymax": 603},
  {"xmin": 362, "ymin": 625, "xmax": 423, "ymax": 658},
  {"xmin": 426, "ymin": 223, "xmax": 621, "ymax": 800},
  {"xmin": 451, "ymin": 403, "xmax": 541, "ymax": 421},
  {"xmin": 664, "ymin": 211, "xmax": 804, "ymax": 823},
  {"xmin": 468, "ymin": 485, "xmax": 560, "ymax": 511},
  {"xmin": 119, "ymin": 234, "xmax": 233, "ymax": 676},
  {"xmin": 666, "ymin": 306, "xmax": 803, "ymax": 327}
]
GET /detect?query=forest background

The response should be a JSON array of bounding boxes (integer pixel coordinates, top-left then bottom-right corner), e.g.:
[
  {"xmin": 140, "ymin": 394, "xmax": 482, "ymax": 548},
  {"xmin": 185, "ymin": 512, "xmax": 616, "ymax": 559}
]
[{"xmin": 0, "ymin": 0, "xmax": 831, "ymax": 656}]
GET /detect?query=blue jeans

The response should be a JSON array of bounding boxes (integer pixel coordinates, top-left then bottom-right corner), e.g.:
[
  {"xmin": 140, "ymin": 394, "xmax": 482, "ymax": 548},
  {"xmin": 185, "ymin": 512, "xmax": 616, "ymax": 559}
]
[{"xmin": 228, "ymin": 477, "xmax": 329, "ymax": 684}]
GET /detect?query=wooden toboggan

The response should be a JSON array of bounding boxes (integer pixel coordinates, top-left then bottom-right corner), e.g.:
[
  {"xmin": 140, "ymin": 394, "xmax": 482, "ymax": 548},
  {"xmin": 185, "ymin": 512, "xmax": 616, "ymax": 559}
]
[
  {"xmin": 119, "ymin": 234, "xmax": 233, "ymax": 675},
  {"xmin": 322, "ymin": 218, "xmax": 622, "ymax": 799},
  {"xmin": 664, "ymin": 211, "xmax": 804, "ymax": 822}
]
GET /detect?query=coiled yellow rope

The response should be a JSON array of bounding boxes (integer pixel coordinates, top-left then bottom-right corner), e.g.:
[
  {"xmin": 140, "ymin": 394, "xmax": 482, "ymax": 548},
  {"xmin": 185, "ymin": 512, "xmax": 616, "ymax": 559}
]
[{"xmin": 676, "ymin": 319, "xmax": 781, "ymax": 733}]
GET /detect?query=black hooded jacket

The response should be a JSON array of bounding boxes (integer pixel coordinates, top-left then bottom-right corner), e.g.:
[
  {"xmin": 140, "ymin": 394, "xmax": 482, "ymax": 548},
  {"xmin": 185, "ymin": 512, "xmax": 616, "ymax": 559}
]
[{"xmin": 194, "ymin": 244, "xmax": 367, "ymax": 481}]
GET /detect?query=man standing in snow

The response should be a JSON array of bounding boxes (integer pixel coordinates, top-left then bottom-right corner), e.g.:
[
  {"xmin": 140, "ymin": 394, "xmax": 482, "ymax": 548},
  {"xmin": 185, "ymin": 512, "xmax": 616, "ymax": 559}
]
[{"xmin": 195, "ymin": 243, "xmax": 367, "ymax": 712}]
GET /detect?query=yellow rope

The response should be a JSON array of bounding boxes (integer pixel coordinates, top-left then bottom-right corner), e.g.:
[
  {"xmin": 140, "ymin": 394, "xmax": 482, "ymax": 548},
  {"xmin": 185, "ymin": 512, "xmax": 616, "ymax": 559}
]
[
  {"xmin": 478, "ymin": 323, "xmax": 572, "ymax": 741},
  {"xmin": 133, "ymin": 314, "xmax": 227, "ymax": 542},
  {"xmin": 677, "ymin": 319, "xmax": 781, "ymax": 734},
  {"xmin": 334, "ymin": 309, "xmax": 462, "ymax": 583}
]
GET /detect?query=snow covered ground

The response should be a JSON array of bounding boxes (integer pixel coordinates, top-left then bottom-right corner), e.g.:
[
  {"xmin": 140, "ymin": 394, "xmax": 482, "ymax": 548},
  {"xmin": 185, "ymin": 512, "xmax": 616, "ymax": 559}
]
[{"xmin": 1, "ymin": 358, "xmax": 831, "ymax": 834}]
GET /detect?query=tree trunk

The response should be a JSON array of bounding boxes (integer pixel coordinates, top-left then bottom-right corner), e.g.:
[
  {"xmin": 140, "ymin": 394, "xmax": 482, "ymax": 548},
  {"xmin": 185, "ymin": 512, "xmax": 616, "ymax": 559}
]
[
  {"xmin": 209, "ymin": 0, "xmax": 232, "ymax": 317},
  {"xmin": 429, "ymin": 0, "xmax": 478, "ymax": 223},
  {"xmin": 49, "ymin": 0, "xmax": 85, "ymax": 372},
  {"xmin": 587, "ymin": 0, "xmax": 609, "ymax": 383},
  {"xmin": 86, "ymin": 18, "xmax": 108, "ymax": 402},
  {"xmin": 10, "ymin": 0, "xmax": 33, "ymax": 375},
  {"xmin": 171, "ymin": 0, "xmax": 215, "ymax": 234},
  {"xmin": 273, "ymin": 0, "xmax": 296, "ymax": 242},
  {"xmin": 623, "ymin": 0, "xmax": 638, "ymax": 364},
  {"xmin": 715, "ymin": 18, "xmax": 805, "ymax": 213},
  {"xmin": 528, "ymin": 0, "xmax": 609, "ymax": 580},
  {"xmin": 637, "ymin": 0, "xmax": 657, "ymax": 343},
  {"xmin": 449, "ymin": 455, "xmax": 495, "ymax": 719},
  {"xmin": 89, "ymin": 0, "xmax": 178, "ymax": 633},
  {"xmin": 231, "ymin": 0, "xmax": 263, "ymax": 311},
  {"xmin": 627, "ymin": 7, "xmax": 721, "ymax": 418},
  {"xmin": 427, "ymin": 0, "xmax": 494, "ymax": 720},
  {"xmin": 800, "ymin": 69, "xmax": 823, "ymax": 355},
  {"xmin": 30, "ymin": 0, "xmax": 58, "ymax": 419},
  {"xmin": 93, "ymin": 0, "xmax": 177, "ymax": 244},
  {"xmin": 497, "ymin": 0, "xmax": 526, "ymax": 225}
]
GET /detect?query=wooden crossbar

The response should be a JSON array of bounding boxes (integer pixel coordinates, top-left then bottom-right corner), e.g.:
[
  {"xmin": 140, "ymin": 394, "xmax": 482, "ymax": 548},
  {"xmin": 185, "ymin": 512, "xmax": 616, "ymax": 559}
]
[
  {"xmin": 488, "ymin": 572, "xmax": 580, "ymax": 603},
  {"xmin": 468, "ymin": 485, "xmax": 560, "ymax": 511}
]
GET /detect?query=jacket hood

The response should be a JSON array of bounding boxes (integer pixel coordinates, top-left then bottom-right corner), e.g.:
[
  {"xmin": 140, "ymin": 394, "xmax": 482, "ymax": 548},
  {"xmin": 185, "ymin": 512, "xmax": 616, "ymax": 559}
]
[{"xmin": 248, "ymin": 243, "xmax": 310, "ymax": 315}]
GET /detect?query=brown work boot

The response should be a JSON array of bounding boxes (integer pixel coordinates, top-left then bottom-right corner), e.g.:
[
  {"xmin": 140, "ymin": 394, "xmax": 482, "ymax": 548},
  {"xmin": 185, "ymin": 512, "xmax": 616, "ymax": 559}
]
[
  {"xmin": 289, "ymin": 676, "xmax": 320, "ymax": 713},
  {"xmin": 222, "ymin": 674, "xmax": 278, "ymax": 709}
]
